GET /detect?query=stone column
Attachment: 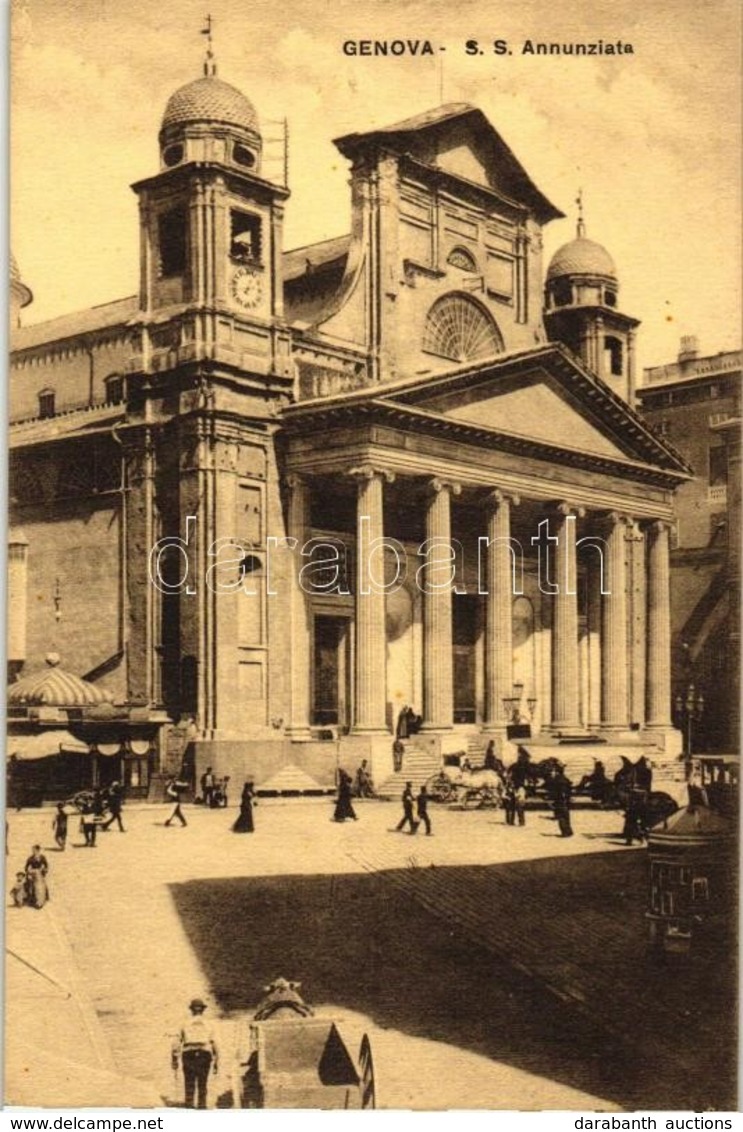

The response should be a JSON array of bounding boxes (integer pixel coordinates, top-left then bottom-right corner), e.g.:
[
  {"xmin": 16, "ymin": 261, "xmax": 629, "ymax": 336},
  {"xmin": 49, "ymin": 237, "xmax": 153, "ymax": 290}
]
[
  {"xmin": 285, "ymin": 474, "xmax": 312, "ymax": 739},
  {"xmin": 628, "ymin": 522, "xmax": 647, "ymax": 727},
  {"xmin": 551, "ymin": 502, "xmax": 584, "ymax": 731},
  {"xmin": 586, "ymin": 553, "xmax": 602, "ymax": 730},
  {"xmin": 600, "ymin": 512, "xmax": 629, "ymax": 728},
  {"xmin": 422, "ymin": 478, "xmax": 461, "ymax": 730},
  {"xmin": 350, "ymin": 465, "xmax": 394, "ymax": 733},
  {"xmin": 645, "ymin": 520, "xmax": 673, "ymax": 728},
  {"xmin": 483, "ymin": 490, "xmax": 520, "ymax": 732}
]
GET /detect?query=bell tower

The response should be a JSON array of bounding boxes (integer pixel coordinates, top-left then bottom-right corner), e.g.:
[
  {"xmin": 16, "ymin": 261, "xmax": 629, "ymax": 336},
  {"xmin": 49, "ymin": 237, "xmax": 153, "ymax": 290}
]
[
  {"xmin": 544, "ymin": 195, "xmax": 639, "ymax": 404},
  {"xmin": 129, "ymin": 26, "xmax": 291, "ymax": 377}
]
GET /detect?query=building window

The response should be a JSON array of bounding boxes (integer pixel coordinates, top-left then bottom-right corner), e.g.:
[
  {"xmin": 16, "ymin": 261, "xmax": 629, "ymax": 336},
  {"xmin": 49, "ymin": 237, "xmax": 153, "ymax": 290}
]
[
  {"xmin": 233, "ymin": 143, "xmax": 256, "ymax": 169},
  {"xmin": 422, "ymin": 293, "xmax": 504, "ymax": 363},
  {"xmin": 552, "ymin": 279, "xmax": 572, "ymax": 307},
  {"xmin": 162, "ymin": 143, "xmax": 184, "ymax": 168},
  {"xmin": 709, "ymin": 445, "xmax": 727, "ymax": 486},
  {"xmin": 158, "ymin": 206, "xmax": 187, "ymax": 277},
  {"xmin": 38, "ymin": 388, "xmax": 55, "ymax": 419},
  {"xmin": 231, "ymin": 210, "xmax": 262, "ymax": 264},
  {"xmin": 104, "ymin": 374, "xmax": 125, "ymax": 404},
  {"xmin": 604, "ymin": 289, "xmax": 617, "ymax": 307},
  {"xmin": 604, "ymin": 336, "xmax": 623, "ymax": 378}
]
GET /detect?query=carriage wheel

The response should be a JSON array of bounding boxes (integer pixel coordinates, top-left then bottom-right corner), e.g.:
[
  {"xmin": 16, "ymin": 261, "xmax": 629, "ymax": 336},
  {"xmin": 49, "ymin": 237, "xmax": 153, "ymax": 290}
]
[
  {"xmin": 358, "ymin": 1033, "xmax": 376, "ymax": 1109},
  {"xmin": 434, "ymin": 780, "xmax": 454, "ymax": 803},
  {"xmin": 463, "ymin": 790, "xmax": 481, "ymax": 810}
]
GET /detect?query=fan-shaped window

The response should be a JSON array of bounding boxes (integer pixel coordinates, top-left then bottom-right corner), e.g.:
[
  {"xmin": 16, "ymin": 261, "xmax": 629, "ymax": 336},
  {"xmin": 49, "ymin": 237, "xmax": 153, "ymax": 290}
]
[
  {"xmin": 447, "ymin": 246, "xmax": 477, "ymax": 272},
  {"xmin": 422, "ymin": 294, "xmax": 504, "ymax": 363}
]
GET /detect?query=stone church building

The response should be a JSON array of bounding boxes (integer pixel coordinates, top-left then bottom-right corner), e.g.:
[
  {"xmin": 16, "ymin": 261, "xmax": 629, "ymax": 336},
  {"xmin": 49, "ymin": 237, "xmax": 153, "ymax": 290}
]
[{"xmin": 9, "ymin": 59, "xmax": 690, "ymax": 796}]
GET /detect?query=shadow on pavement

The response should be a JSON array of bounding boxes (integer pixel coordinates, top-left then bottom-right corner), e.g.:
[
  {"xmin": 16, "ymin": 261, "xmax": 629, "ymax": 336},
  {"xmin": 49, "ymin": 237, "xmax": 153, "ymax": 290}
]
[{"xmin": 171, "ymin": 850, "xmax": 736, "ymax": 1110}]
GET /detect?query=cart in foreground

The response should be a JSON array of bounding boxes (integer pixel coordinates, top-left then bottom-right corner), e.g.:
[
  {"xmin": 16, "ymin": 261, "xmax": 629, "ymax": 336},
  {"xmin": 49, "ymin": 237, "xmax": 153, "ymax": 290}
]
[{"xmin": 236, "ymin": 978, "xmax": 375, "ymax": 1109}]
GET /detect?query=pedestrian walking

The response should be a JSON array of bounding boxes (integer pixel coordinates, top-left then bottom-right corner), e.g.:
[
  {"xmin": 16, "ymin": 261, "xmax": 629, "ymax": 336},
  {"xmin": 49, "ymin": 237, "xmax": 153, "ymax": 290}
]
[
  {"xmin": 513, "ymin": 781, "xmax": 527, "ymax": 826},
  {"xmin": 102, "ymin": 781, "xmax": 125, "ymax": 832},
  {"xmin": 171, "ymin": 998, "xmax": 219, "ymax": 1109},
  {"xmin": 200, "ymin": 766, "xmax": 216, "ymax": 808},
  {"xmin": 52, "ymin": 802, "xmax": 69, "ymax": 850},
  {"xmin": 413, "ymin": 784, "xmax": 432, "ymax": 835},
  {"xmin": 79, "ymin": 795, "xmax": 98, "ymax": 847},
  {"xmin": 552, "ymin": 771, "xmax": 573, "ymax": 837},
  {"xmin": 333, "ymin": 769, "xmax": 357, "ymax": 822},
  {"xmin": 10, "ymin": 871, "xmax": 27, "ymax": 907},
  {"xmin": 232, "ymin": 781, "xmax": 255, "ymax": 832},
  {"xmin": 24, "ymin": 845, "xmax": 49, "ymax": 908},
  {"xmin": 395, "ymin": 782, "xmax": 418, "ymax": 833},
  {"xmin": 165, "ymin": 777, "xmax": 188, "ymax": 827},
  {"xmin": 622, "ymin": 787, "xmax": 648, "ymax": 845}
]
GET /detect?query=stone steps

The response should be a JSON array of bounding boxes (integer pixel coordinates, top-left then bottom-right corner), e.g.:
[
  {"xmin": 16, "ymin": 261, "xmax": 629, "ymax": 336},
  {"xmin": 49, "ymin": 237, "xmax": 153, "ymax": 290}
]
[{"xmin": 376, "ymin": 743, "xmax": 441, "ymax": 798}]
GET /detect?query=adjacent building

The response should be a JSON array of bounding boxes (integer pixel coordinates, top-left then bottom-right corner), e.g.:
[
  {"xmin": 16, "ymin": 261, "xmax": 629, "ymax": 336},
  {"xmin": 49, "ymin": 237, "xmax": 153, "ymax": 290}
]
[{"xmin": 637, "ymin": 340, "xmax": 741, "ymax": 754}]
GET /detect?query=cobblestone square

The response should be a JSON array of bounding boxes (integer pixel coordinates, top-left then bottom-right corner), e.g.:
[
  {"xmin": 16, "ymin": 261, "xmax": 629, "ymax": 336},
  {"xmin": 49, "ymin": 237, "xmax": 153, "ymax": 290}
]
[{"xmin": 5, "ymin": 798, "xmax": 736, "ymax": 1110}]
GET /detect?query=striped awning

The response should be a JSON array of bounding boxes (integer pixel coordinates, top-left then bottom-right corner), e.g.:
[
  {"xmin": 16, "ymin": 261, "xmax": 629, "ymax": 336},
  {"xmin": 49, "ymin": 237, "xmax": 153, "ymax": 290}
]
[
  {"xmin": 8, "ymin": 731, "xmax": 90, "ymax": 761},
  {"xmin": 8, "ymin": 654, "xmax": 114, "ymax": 707}
]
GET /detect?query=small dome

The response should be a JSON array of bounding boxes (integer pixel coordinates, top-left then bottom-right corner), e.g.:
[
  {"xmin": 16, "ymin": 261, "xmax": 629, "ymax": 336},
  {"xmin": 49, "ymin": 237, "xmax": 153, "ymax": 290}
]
[
  {"xmin": 161, "ymin": 75, "xmax": 259, "ymax": 135},
  {"xmin": 10, "ymin": 252, "xmax": 33, "ymax": 308},
  {"xmin": 547, "ymin": 236, "xmax": 616, "ymax": 281}
]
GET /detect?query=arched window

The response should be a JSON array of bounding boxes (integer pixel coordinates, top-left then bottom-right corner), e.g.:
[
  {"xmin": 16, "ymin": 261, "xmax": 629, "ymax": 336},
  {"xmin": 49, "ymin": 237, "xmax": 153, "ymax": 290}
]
[
  {"xmin": 447, "ymin": 246, "xmax": 478, "ymax": 272},
  {"xmin": 422, "ymin": 294, "xmax": 504, "ymax": 363}
]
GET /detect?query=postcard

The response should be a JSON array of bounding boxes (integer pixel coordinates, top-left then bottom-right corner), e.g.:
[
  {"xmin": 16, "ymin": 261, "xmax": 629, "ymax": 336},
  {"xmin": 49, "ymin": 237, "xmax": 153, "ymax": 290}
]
[{"xmin": 7, "ymin": 0, "xmax": 740, "ymax": 1115}]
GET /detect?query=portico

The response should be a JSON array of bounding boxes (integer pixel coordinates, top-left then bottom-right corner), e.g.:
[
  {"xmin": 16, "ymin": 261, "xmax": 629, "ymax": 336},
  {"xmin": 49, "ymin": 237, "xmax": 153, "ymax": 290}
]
[{"xmin": 279, "ymin": 344, "xmax": 688, "ymax": 779}]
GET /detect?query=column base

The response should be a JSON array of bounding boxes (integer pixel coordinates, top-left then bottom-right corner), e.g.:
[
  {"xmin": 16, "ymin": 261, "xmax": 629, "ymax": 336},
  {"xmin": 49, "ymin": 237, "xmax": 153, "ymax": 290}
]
[
  {"xmin": 420, "ymin": 723, "xmax": 453, "ymax": 733},
  {"xmin": 285, "ymin": 727, "xmax": 312, "ymax": 742},
  {"xmin": 545, "ymin": 723, "xmax": 586, "ymax": 736},
  {"xmin": 351, "ymin": 726, "xmax": 390, "ymax": 737}
]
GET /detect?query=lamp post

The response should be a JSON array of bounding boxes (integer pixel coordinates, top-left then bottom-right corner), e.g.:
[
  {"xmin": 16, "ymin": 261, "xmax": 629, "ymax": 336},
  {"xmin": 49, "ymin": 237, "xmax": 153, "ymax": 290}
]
[{"xmin": 675, "ymin": 683, "xmax": 705, "ymax": 759}]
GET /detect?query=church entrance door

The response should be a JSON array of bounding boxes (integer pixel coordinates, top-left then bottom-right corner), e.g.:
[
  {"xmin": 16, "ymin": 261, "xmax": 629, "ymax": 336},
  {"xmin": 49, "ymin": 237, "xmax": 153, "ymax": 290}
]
[{"xmin": 312, "ymin": 615, "xmax": 351, "ymax": 730}]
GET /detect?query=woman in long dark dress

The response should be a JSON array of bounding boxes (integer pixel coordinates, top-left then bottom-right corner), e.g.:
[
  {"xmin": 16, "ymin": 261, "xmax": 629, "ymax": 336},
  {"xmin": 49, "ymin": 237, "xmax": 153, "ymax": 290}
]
[
  {"xmin": 333, "ymin": 770, "xmax": 357, "ymax": 822},
  {"xmin": 233, "ymin": 781, "xmax": 255, "ymax": 833}
]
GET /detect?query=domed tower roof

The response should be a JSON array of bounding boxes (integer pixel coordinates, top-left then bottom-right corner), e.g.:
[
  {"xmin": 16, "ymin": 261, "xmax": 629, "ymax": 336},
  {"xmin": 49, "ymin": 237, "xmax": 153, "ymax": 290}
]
[
  {"xmin": 10, "ymin": 252, "xmax": 33, "ymax": 309},
  {"xmin": 160, "ymin": 75, "xmax": 260, "ymax": 136},
  {"xmin": 546, "ymin": 235, "xmax": 616, "ymax": 281}
]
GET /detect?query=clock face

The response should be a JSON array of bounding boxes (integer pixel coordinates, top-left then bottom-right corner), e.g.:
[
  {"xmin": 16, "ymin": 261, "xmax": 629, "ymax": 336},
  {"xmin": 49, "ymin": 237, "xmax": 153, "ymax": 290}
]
[{"xmin": 231, "ymin": 267, "xmax": 263, "ymax": 309}]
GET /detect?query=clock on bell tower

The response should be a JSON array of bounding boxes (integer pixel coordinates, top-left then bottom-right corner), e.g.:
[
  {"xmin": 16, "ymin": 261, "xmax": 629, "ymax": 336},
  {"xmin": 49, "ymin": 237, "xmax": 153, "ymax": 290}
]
[{"xmin": 130, "ymin": 35, "xmax": 290, "ymax": 376}]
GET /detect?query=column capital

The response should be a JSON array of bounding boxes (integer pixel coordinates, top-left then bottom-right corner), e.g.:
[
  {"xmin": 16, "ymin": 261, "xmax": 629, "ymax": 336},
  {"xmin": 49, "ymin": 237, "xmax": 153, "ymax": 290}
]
[
  {"xmin": 555, "ymin": 500, "xmax": 586, "ymax": 519},
  {"xmin": 428, "ymin": 477, "xmax": 462, "ymax": 497},
  {"xmin": 486, "ymin": 488, "xmax": 521, "ymax": 509},
  {"xmin": 282, "ymin": 472, "xmax": 309, "ymax": 491},
  {"xmin": 347, "ymin": 463, "xmax": 395, "ymax": 485},
  {"xmin": 644, "ymin": 518, "xmax": 674, "ymax": 537},
  {"xmin": 596, "ymin": 510, "xmax": 634, "ymax": 531}
]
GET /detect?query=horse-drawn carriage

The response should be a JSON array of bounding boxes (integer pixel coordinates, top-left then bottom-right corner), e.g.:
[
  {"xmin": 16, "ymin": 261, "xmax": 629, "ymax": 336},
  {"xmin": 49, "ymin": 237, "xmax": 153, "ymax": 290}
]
[
  {"xmin": 235, "ymin": 978, "xmax": 376, "ymax": 1109},
  {"xmin": 427, "ymin": 755, "xmax": 504, "ymax": 809}
]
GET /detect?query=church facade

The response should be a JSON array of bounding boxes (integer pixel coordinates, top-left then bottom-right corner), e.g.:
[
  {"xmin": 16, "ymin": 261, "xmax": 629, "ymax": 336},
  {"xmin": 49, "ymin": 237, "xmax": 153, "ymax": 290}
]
[{"xmin": 9, "ymin": 62, "xmax": 690, "ymax": 795}]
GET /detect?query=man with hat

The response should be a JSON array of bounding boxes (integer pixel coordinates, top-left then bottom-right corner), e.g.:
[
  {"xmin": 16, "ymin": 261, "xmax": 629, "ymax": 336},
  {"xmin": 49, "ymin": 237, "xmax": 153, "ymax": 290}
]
[{"xmin": 172, "ymin": 997, "xmax": 219, "ymax": 1109}]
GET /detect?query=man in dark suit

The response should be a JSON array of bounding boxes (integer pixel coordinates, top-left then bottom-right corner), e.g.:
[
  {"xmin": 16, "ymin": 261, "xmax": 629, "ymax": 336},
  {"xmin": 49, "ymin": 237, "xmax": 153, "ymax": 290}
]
[
  {"xmin": 413, "ymin": 784, "xmax": 432, "ymax": 835},
  {"xmin": 395, "ymin": 782, "xmax": 418, "ymax": 833}
]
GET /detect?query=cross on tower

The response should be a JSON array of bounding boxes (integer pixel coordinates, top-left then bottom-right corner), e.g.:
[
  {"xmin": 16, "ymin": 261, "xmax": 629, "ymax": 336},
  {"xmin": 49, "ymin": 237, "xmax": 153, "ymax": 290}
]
[{"xmin": 201, "ymin": 14, "xmax": 216, "ymax": 76}]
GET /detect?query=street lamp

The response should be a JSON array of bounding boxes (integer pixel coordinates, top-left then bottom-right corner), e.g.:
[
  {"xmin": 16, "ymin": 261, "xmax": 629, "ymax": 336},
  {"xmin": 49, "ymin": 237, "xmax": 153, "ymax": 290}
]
[{"xmin": 675, "ymin": 683, "xmax": 705, "ymax": 758}]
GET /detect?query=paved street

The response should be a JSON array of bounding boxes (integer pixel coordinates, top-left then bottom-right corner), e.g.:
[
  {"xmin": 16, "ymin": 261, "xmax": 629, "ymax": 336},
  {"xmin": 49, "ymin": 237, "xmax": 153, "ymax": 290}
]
[{"xmin": 5, "ymin": 797, "xmax": 736, "ymax": 1110}]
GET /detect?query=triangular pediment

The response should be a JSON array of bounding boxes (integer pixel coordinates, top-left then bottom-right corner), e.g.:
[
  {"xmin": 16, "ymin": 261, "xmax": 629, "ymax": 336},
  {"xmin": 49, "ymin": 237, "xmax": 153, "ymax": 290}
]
[
  {"xmin": 417, "ymin": 369, "xmax": 631, "ymax": 461},
  {"xmin": 372, "ymin": 346, "xmax": 691, "ymax": 474}
]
